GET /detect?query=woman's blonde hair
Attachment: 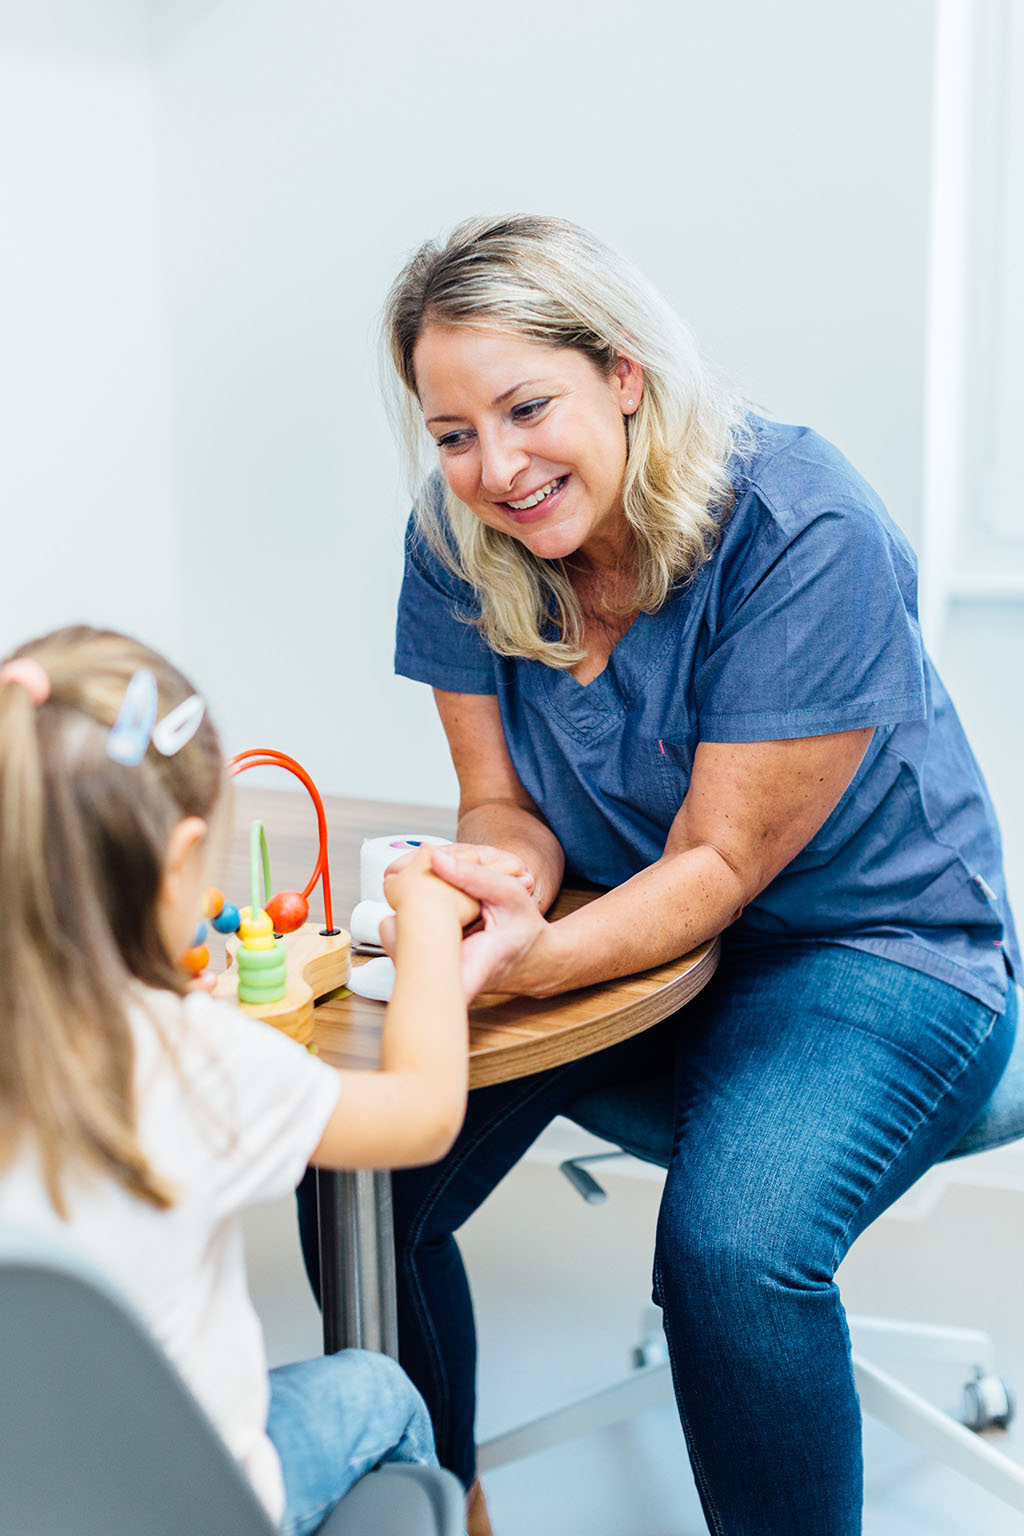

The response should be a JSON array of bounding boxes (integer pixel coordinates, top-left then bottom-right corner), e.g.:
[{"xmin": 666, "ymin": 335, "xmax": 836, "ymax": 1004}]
[
  {"xmin": 0, "ymin": 626, "xmax": 223, "ymax": 1217},
  {"xmin": 384, "ymin": 214, "xmax": 752, "ymax": 666}
]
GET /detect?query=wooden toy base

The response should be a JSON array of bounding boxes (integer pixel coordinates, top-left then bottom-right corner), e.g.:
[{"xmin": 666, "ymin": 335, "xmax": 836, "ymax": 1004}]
[{"xmin": 214, "ymin": 923, "xmax": 352, "ymax": 1046}]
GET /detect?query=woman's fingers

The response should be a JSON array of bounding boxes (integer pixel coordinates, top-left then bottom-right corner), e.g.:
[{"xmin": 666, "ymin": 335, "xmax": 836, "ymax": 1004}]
[{"xmin": 430, "ymin": 850, "xmax": 545, "ymax": 998}]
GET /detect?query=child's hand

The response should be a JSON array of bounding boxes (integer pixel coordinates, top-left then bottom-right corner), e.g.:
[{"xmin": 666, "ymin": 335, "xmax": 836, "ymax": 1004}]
[
  {"xmin": 385, "ymin": 841, "xmax": 535, "ymax": 898},
  {"xmin": 383, "ymin": 845, "xmax": 481, "ymax": 931},
  {"xmin": 427, "ymin": 848, "xmax": 548, "ymax": 1000}
]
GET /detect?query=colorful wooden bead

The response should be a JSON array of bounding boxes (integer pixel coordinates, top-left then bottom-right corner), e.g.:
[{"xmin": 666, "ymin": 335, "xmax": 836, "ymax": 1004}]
[
  {"xmin": 192, "ymin": 920, "xmax": 208, "ymax": 947},
  {"xmin": 183, "ymin": 943, "xmax": 210, "ymax": 975},
  {"xmin": 265, "ymin": 890, "xmax": 309, "ymax": 934},
  {"xmin": 211, "ymin": 902, "xmax": 240, "ymax": 934},
  {"xmin": 203, "ymin": 887, "xmax": 225, "ymax": 920}
]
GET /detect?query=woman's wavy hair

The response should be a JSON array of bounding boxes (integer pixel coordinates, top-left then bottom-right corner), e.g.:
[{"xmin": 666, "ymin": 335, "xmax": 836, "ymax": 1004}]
[
  {"xmin": 0, "ymin": 626, "xmax": 224, "ymax": 1216},
  {"xmin": 384, "ymin": 214, "xmax": 752, "ymax": 666}
]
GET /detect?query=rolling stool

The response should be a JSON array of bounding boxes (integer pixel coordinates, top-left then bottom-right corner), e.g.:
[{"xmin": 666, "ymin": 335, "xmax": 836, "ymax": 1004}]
[{"xmin": 478, "ymin": 991, "xmax": 1024, "ymax": 1514}]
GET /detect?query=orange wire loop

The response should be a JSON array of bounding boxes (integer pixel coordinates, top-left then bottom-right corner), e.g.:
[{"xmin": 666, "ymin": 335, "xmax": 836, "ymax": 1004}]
[{"xmin": 227, "ymin": 749, "xmax": 337, "ymax": 933}]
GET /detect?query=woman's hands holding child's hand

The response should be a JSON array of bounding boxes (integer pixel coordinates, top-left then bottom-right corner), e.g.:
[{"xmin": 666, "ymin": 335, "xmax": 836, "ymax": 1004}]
[
  {"xmin": 379, "ymin": 844, "xmax": 544, "ymax": 1001},
  {"xmin": 426, "ymin": 848, "xmax": 547, "ymax": 1000},
  {"xmin": 382, "ymin": 845, "xmax": 480, "ymax": 931}
]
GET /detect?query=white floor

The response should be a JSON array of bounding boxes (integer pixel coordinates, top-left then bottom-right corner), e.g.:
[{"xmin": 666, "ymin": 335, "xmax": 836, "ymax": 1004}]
[{"xmin": 243, "ymin": 598, "xmax": 1024, "ymax": 1535}]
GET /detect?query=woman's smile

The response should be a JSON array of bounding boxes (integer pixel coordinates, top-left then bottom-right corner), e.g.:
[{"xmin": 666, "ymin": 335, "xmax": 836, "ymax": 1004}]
[
  {"xmin": 413, "ymin": 324, "xmax": 642, "ymax": 567},
  {"xmin": 503, "ymin": 474, "xmax": 569, "ymax": 521}
]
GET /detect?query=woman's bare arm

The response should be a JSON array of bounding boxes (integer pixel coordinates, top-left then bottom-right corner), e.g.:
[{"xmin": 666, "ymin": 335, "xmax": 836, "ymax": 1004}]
[
  {"xmin": 437, "ymin": 729, "xmax": 874, "ymax": 998},
  {"xmin": 433, "ymin": 688, "xmax": 565, "ymax": 911}
]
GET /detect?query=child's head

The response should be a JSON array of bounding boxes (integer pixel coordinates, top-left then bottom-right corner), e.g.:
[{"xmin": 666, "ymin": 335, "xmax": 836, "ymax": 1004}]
[{"xmin": 0, "ymin": 625, "xmax": 225, "ymax": 1213}]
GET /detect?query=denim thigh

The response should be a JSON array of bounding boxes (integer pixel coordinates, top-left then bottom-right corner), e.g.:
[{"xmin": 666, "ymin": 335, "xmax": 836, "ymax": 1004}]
[{"xmin": 653, "ymin": 943, "xmax": 1015, "ymax": 1536}]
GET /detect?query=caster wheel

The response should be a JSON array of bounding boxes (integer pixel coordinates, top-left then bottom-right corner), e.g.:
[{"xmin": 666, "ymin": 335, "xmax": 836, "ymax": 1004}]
[
  {"xmin": 631, "ymin": 1338, "xmax": 669, "ymax": 1369},
  {"xmin": 963, "ymin": 1371, "xmax": 1016, "ymax": 1432},
  {"xmin": 631, "ymin": 1308, "xmax": 669, "ymax": 1370}
]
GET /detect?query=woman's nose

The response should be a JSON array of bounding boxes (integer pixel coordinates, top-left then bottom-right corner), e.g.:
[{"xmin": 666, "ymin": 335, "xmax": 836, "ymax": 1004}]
[{"xmin": 478, "ymin": 428, "xmax": 529, "ymax": 496}]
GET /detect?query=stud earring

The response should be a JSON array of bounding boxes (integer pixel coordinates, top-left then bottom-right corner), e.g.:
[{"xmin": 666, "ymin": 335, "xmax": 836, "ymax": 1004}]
[{"xmin": 626, "ymin": 398, "xmax": 635, "ymax": 409}]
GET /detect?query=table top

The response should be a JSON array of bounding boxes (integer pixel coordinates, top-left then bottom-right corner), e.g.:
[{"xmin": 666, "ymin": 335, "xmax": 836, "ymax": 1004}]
[{"xmin": 220, "ymin": 784, "xmax": 719, "ymax": 1088}]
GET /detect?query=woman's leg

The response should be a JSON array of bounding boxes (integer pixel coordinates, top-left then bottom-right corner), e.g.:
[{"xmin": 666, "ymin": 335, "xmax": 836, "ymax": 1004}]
[
  {"xmin": 389, "ymin": 1022, "xmax": 676, "ymax": 1489},
  {"xmin": 654, "ymin": 943, "xmax": 1015, "ymax": 1536},
  {"xmin": 266, "ymin": 1349, "xmax": 437, "ymax": 1536}
]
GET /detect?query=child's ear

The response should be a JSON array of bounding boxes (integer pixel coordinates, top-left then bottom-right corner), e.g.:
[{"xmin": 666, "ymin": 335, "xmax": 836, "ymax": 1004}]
[{"xmin": 160, "ymin": 817, "xmax": 208, "ymax": 906}]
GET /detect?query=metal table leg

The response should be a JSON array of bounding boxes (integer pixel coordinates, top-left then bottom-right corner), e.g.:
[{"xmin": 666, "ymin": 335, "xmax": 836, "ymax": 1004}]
[{"xmin": 316, "ymin": 1167, "xmax": 398, "ymax": 1358}]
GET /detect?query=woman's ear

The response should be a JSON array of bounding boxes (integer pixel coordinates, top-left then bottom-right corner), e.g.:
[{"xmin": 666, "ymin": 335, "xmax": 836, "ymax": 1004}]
[{"xmin": 616, "ymin": 356, "xmax": 644, "ymax": 414}]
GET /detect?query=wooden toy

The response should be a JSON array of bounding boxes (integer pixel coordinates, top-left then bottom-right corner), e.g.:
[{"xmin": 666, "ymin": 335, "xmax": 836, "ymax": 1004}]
[{"xmin": 210, "ymin": 749, "xmax": 351, "ymax": 1046}]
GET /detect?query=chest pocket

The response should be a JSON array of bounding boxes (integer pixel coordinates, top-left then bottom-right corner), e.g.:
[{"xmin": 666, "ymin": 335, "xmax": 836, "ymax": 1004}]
[{"xmin": 654, "ymin": 730, "xmax": 699, "ymax": 821}]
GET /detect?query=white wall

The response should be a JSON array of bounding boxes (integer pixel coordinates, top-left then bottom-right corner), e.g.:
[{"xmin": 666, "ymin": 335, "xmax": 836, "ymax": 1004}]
[
  {"xmin": 150, "ymin": 0, "xmax": 935, "ymax": 805},
  {"xmin": 0, "ymin": 1, "xmax": 179, "ymax": 663}
]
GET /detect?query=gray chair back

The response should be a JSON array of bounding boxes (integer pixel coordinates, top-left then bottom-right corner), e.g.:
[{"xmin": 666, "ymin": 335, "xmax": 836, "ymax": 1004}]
[{"xmin": 0, "ymin": 1229, "xmax": 462, "ymax": 1536}]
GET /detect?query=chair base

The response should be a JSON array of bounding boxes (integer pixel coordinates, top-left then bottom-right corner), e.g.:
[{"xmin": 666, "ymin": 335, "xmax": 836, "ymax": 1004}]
[{"xmin": 478, "ymin": 1313, "xmax": 1024, "ymax": 1514}]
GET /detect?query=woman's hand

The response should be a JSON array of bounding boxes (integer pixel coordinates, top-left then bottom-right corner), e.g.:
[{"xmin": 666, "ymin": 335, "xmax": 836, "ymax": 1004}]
[{"xmin": 427, "ymin": 848, "xmax": 549, "ymax": 999}]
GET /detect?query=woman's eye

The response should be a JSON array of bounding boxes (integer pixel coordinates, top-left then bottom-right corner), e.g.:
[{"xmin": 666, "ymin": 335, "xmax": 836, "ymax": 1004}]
[
  {"xmin": 436, "ymin": 430, "xmax": 473, "ymax": 451},
  {"xmin": 511, "ymin": 398, "xmax": 550, "ymax": 422}
]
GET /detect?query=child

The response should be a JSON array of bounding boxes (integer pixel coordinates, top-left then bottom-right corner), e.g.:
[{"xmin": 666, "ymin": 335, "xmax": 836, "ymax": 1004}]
[{"xmin": 0, "ymin": 625, "xmax": 499, "ymax": 1536}]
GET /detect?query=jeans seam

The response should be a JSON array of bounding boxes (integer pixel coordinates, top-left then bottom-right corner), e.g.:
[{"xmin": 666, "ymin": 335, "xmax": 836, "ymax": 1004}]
[
  {"xmin": 654, "ymin": 1255, "xmax": 726, "ymax": 1536},
  {"xmin": 400, "ymin": 1059, "xmax": 598, "ymax": 1477}
]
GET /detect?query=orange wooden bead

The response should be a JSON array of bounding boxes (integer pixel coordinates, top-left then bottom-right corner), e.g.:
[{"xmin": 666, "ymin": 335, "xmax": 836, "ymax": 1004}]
[
  {"xmin": 203, "ymin": 887, "xmax": 225, "ymax": 920},
  {"xmin": 183, "ymin": 943, "xmax": 210, "ymax": 975}
]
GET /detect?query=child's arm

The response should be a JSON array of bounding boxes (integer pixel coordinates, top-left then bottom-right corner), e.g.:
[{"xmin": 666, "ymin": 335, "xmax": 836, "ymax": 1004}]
[{"xmin": 309, "ymin": 847, "xmax": 478, "ymax": 1170}]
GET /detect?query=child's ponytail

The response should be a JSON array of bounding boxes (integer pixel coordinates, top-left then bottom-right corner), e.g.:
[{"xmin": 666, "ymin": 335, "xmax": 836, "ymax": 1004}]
[{"xmin": 0, "ymin": 627, "xmax": 224, "ymax": 1217}]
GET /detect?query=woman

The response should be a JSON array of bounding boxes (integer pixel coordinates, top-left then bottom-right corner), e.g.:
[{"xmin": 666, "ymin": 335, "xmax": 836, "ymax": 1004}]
[{"xmin": 379, "ymin": 215, "xmax": 1020, "ymax": 1535}]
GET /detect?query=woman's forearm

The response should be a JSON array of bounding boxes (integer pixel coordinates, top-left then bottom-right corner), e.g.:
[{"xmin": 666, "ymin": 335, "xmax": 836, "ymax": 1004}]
[
  {"xmin": 457, "ymin": 800, "xmax": 565, "ymax": 912},
  {"xmin": 513, "ymin": 843, "xmax": 745, "ymax": 997}
]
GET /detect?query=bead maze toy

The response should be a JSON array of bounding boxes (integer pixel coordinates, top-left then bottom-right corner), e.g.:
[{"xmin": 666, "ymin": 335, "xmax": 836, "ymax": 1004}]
[{"xmin": 199, "ymin": 749, "xmax": 351, "ymax": 1046}]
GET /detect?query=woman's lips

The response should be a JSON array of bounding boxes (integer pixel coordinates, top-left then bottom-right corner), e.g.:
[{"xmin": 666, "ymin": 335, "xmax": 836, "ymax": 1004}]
[{"xmin": 503, "ymin": 475, "xmax": 569, "ymax": 524}]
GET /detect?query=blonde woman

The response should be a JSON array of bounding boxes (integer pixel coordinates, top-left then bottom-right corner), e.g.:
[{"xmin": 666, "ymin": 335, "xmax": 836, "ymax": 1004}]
[{"xmin": 364, "ymin": 216, "xmax": 1020, "ymax": 1535}]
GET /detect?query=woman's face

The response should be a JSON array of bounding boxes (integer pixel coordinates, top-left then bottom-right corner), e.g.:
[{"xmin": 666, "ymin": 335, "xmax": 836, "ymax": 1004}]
[{"xmin": 412, "ymin": 323, "xmax": 643, "ymax": 566}]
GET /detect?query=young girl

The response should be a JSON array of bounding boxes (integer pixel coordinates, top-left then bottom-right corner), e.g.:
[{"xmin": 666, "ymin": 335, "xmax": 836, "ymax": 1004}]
[{"xmin": 0, "ymin": 624, "xmax": 499, "ymax": 1536}]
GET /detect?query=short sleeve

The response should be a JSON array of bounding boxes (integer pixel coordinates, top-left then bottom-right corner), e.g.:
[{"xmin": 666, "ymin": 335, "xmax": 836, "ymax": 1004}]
[
  {"xmin": 394, "ymin": 508, "xmax": 497, "ymax": 696},
  {"xmin": 695, "ymin": 494, "xmax": 927, "ymax": 742},
  {"xmin": 178, "ymin": 994, "xmax": 341, "ymax": 1215}
]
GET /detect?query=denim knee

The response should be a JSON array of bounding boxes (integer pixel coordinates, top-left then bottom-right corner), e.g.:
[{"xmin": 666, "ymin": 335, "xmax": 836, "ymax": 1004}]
[{"xmin": 653, "ymin": 1181, "xmax": 833, "ymax": 1327}]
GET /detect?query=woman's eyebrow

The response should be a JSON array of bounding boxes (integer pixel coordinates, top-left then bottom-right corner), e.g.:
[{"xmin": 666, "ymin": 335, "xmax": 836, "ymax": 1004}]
[{"xmin": 426, "ymin": 379, "xmax": 552, "ymax": 427}]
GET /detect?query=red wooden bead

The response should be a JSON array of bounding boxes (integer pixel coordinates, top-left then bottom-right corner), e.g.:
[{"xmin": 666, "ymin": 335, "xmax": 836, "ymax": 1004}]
[{"xmin": 265, "ymin": 890, "xmax": 308, "ymax": 934}]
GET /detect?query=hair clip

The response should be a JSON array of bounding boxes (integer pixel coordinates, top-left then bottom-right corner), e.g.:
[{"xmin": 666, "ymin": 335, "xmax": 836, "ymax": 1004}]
[
  {"xmin": 106, "ymin": 669, "xmax": 159, "ymax": 766},
  {"xmin": 152, "ymin": 693, "xmax": 205, "ymax": 756},
  {"xmin": 107, "ymin": 670, "xmax": 207, "ymax": 765}
]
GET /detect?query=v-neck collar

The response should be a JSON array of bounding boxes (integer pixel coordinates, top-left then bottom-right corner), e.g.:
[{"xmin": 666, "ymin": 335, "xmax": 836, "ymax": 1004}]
[{"xmin": 535, "ymin": 581, "xmax": 694, "ymax": 739}]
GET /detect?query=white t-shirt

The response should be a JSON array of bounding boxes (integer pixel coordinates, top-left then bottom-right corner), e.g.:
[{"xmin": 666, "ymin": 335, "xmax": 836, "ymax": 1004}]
[{"xmin": 0, "ymin": 987, "xmax": 341, "ymax": 1522}]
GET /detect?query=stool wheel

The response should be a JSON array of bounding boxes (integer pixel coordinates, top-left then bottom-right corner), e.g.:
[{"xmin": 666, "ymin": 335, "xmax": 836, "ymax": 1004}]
[
  {"xmin": 963, "ymin": 1370, "xmax": 1015, "ymax": 1432},
  {"xmin": 631, "ymin": 1306, "xmax": 670, "ymax": 1370}
]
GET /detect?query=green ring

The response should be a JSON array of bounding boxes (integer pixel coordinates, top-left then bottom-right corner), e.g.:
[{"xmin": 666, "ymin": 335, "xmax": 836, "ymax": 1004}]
[{"xmin": 237, "ymin": 943, "xmax": 288, "ymax": 973}]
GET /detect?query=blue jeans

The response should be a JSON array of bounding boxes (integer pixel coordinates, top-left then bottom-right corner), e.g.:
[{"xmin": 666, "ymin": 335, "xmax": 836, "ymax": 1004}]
[
  {"xmin": 299, "ymin": 943, "xmax": 1015, "ymax": 1534},
  {"xmin": 266, "ymin": 1350, "xmax": 438, "ymax": 1535}
]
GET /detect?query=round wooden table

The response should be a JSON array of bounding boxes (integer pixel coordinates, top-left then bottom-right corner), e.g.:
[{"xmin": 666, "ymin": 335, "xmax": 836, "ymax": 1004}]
[
  {"xmin": 312, "ymin": 884, "xmax": 719, "ymax": 1088},
  {"xmin": 221, "ymin": 786, "xmax": 720, "ymax": 1354}
]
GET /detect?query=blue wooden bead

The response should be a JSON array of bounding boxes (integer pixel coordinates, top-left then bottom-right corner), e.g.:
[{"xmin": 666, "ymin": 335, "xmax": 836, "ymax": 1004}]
[
  {"xmin": 192, "ymin": 920, "xmax": 208, "ymax": 947},
  {"xmin": 211, "ymin": 902, "xmax": 241, "ymax": 934}
]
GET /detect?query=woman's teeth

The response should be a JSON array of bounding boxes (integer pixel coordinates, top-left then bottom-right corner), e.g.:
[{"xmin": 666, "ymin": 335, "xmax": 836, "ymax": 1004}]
[{"xmin": 507, "ymin": 476, "xmax": 563, "ymax": 511}]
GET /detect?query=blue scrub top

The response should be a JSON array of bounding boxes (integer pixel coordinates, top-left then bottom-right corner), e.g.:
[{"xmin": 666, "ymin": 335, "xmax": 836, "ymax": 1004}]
[{"xmin": 395, "ymin": 418, "xmax": 1019, "ymax": 1012}]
